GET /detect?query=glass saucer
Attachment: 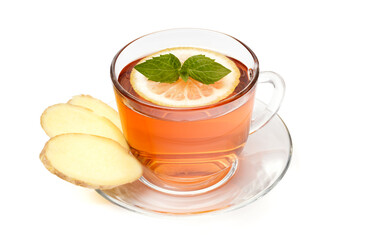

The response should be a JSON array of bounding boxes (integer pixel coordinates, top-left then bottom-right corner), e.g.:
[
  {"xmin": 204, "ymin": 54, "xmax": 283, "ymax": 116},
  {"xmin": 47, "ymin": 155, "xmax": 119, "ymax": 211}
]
[{"xmin": 96, "ymin": 102, "xmax": 292, "ymax": 216}]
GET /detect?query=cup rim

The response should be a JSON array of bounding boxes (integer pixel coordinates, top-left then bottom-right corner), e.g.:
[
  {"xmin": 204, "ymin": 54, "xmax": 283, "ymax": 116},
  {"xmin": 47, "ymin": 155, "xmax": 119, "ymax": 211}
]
[{"xmin": 110, "ymin": 28, "xmax": 259, "ymax": 111}]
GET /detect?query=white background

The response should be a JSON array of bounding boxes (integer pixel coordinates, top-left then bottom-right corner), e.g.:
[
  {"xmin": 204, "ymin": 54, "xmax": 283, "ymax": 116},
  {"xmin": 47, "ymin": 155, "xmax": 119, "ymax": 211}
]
[{"xmin": 1, "ymin": 0, "xmax": 365, "ymax": 239}]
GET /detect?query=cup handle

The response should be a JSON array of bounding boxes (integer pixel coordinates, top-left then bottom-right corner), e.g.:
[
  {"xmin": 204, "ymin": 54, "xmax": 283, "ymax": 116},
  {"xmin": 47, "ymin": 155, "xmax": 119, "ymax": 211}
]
[{"xmin": 249, "ymin": 71, "xmax": 285, "ymax": 134}]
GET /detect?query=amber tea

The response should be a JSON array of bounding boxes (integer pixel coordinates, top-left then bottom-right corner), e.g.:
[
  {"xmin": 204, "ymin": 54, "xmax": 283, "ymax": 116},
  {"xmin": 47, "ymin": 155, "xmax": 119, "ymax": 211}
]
[{"xmin": 114, "ymin": 48, "xmax": 255, "ymax": 192}]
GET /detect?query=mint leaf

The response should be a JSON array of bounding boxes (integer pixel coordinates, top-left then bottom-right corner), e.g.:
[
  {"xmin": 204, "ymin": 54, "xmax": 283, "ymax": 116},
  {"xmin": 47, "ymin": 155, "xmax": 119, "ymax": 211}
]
[
  {"xmin": 134, "ymin": 53, "xmax": 231, "ymax": 85},
  {"xmin": 134, "ymin": 54, "xmax": 181, "ymax": 83},
  {"xmin": 179, "ymin": 69, "xmax": 189, "ymax": 82},
  {"xmin": 180, "ymin": 55, "xmax": 231, "ymax": 84}
]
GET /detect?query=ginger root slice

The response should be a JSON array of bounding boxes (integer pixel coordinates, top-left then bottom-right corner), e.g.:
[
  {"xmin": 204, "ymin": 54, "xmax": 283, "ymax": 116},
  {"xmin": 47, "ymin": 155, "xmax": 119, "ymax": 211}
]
[
  {"xmin": 40, "ymin": 134, "xmax": 142, "ymax": 189},
  {"xmin": 41, "ymin": 103, "xmax": 128, "ymax": 149},
  {"xmin": 68, "ymin": 95, "xmax": 123, "ymax": 131}
]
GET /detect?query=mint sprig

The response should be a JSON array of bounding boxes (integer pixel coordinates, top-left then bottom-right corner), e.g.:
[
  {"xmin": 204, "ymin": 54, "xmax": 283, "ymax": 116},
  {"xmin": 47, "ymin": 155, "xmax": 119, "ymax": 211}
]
[{"xmin": 134, "ymin": 53, "xmax": 231, "ymax": 85}]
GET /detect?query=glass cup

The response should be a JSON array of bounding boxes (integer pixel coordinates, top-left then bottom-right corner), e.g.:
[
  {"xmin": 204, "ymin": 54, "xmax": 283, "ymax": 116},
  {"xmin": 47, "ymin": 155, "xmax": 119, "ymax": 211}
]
[{"xmin": 110, "ymin": 28, "xmax": 285, "ymax": 195}]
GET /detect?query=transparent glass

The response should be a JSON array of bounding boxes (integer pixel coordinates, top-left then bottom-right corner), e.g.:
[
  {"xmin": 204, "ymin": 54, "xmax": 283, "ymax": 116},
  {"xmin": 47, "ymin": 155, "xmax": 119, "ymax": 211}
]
[
  {"xmin": 110, "ymin": 28, "xmax": 285, "ymax": 195},
  {"xmin": 96, "ymin": 104, "xmax": 292, "ymax": 216}
]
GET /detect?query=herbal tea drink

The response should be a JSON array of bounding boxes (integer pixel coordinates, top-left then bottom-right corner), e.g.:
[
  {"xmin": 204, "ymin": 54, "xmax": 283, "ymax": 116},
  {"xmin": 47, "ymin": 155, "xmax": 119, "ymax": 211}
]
[
  {"xmin": 111, "ymin": 29, "xmax": 284, "ymax": 194},
  {"xmin": 114, "ymin": 46, "xmax": 255, "ymax": 192},
  {"xmin": 116, "ymin": 53, "xmax": 254, "ymax": 191}
]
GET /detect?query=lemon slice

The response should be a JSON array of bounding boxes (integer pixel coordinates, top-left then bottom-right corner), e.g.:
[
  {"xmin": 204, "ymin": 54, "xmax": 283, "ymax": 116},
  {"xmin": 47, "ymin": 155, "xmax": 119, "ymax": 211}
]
[{"xmin": 130, "ymin": 47, "xmax": 240, "ymax": 107}]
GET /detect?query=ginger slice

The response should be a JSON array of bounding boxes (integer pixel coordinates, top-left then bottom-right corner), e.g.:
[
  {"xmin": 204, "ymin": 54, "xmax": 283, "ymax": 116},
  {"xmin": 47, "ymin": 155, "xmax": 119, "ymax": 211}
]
[
  {"xmin": 41, "ymin": 103, "xmax": 128, "ymax": 149},
  {"xmin": 68, "ymin": 95, "xmax": 123, "ymax": 131},
  {"xmin": 40, "ymin": 134, "xmax": 142, "ymax": 189}
]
